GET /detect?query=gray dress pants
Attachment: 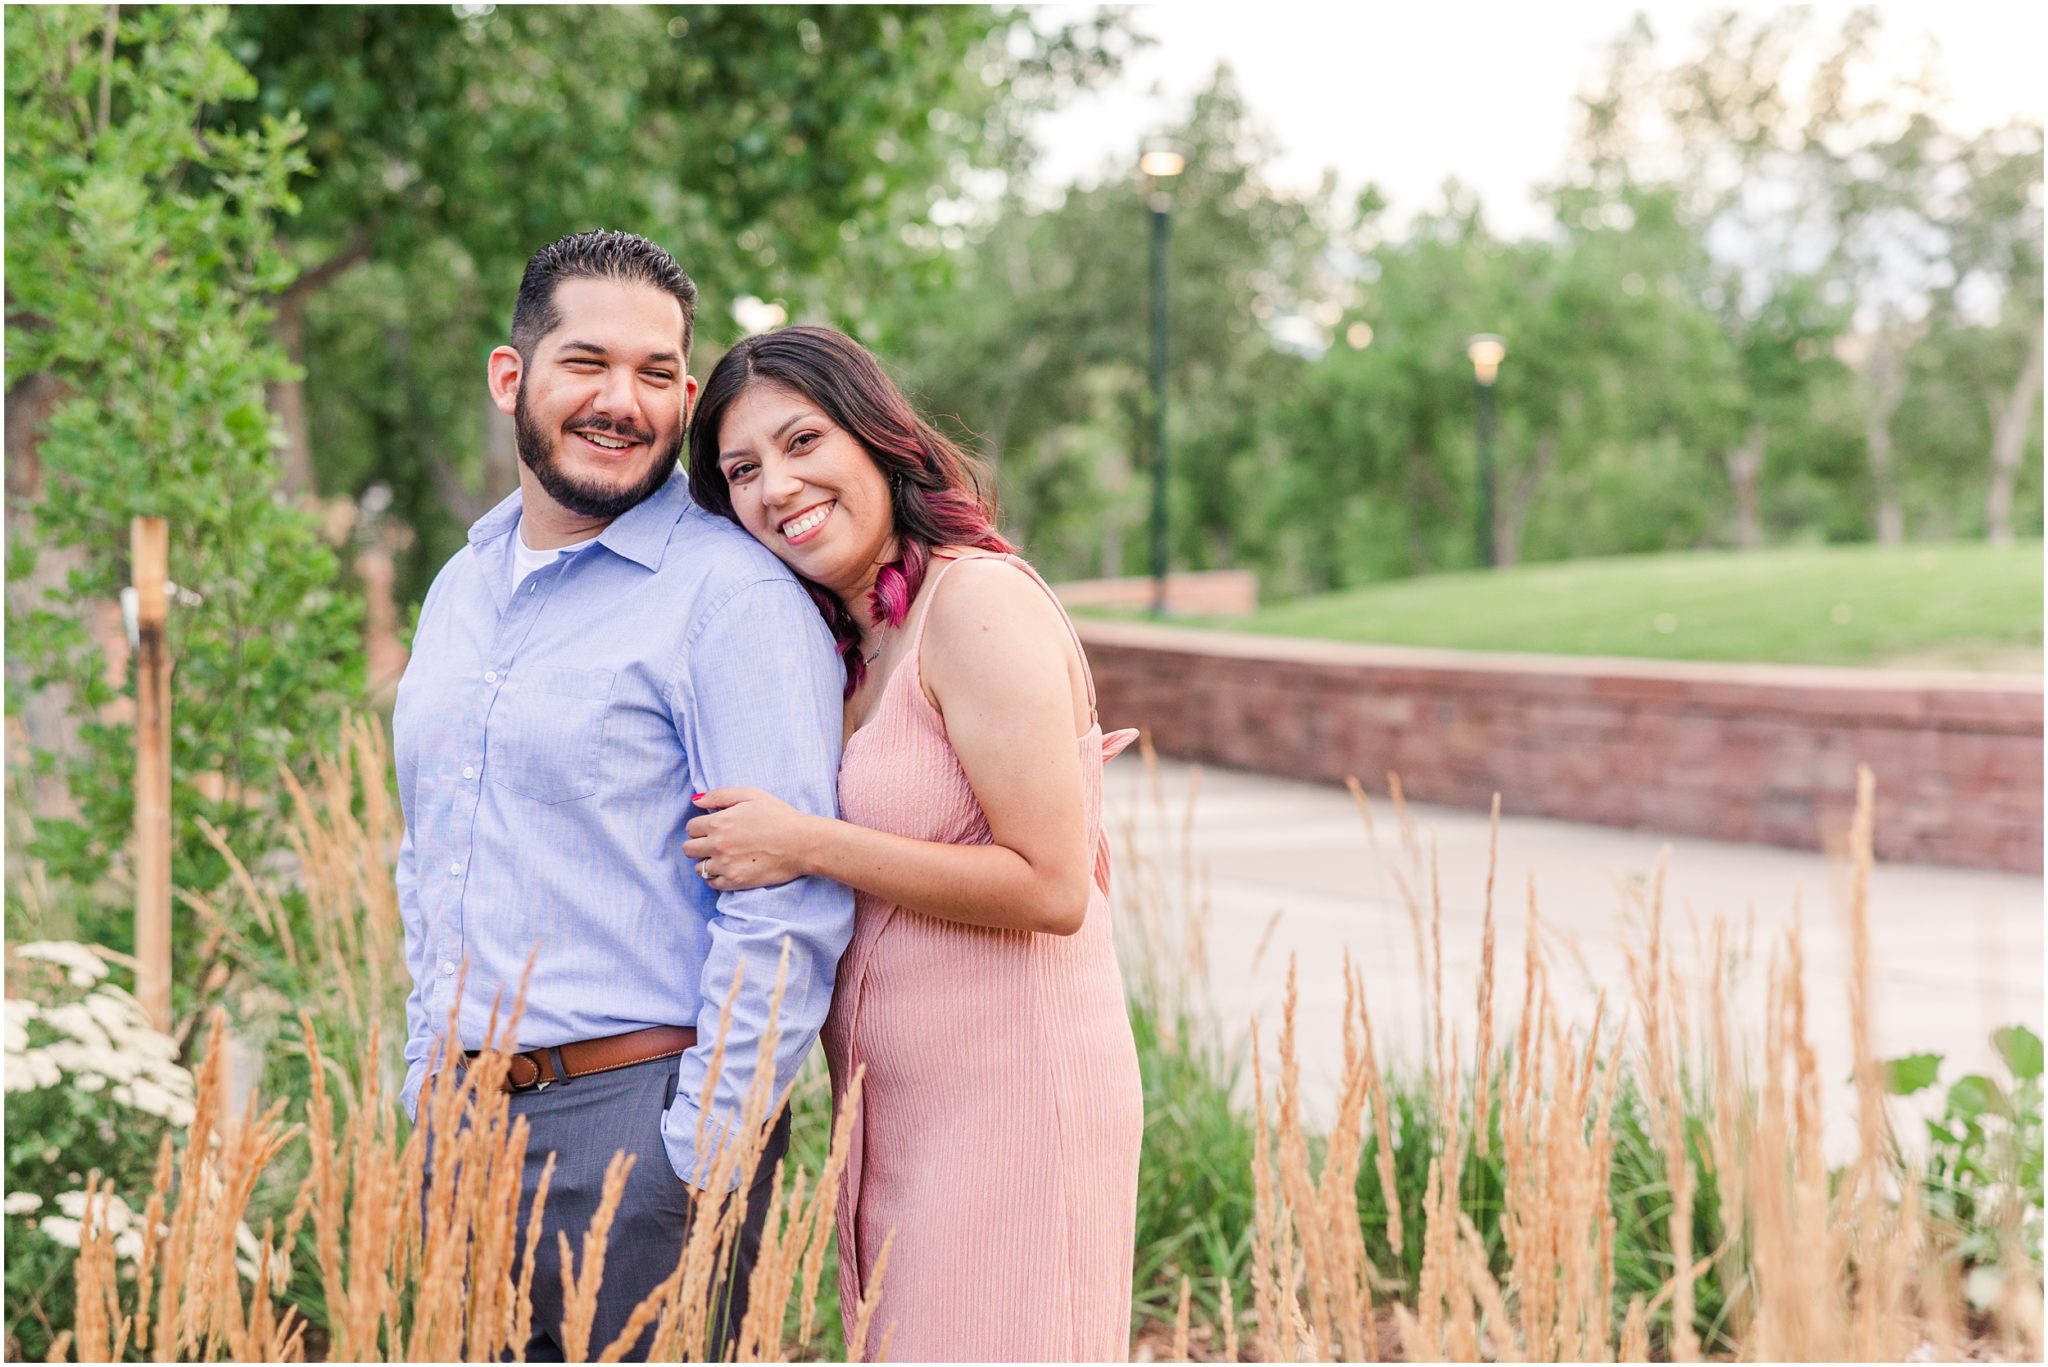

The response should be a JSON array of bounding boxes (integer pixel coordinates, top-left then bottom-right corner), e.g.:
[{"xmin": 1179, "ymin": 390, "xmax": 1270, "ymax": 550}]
[{"xmin": 497, "ymin": 1054, "xmax": 791, "ymax": 1362}]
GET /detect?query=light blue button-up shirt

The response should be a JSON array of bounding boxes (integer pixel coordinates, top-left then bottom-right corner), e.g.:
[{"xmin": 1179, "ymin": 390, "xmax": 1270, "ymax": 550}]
[{"xmin": 393, "ymin": 468, "xmax": 851, "ymax": 1189}]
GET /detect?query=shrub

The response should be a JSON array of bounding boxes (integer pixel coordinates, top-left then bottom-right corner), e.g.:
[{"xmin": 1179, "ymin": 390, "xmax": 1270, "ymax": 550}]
[
  {"xmin": 4, "ymin": 5, "xmax": 361, "ymax": 976},
  {"xmin": 3, "ymin": 942, "xmax": 199, "ymax": 1361},
  {"xmin": 1886, "ymin": 1025, "xmax": 2046, "ymax": 1290}
]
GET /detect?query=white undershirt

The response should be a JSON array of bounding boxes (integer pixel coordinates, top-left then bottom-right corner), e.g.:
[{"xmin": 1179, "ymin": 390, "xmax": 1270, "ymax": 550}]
[{"xmin": 512, "ymin": 524, "xmax": 597, "ymax": 592}]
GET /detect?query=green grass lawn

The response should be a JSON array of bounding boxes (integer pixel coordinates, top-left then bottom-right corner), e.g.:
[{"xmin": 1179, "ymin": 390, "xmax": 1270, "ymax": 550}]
[{"xmin": 1184, "ymin": 542, "xmax": 2044, "ymax": 671}]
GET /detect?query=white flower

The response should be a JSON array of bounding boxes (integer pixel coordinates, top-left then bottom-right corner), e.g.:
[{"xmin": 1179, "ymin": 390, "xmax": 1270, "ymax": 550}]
[
  {"xmin": 41, "ymin": 1003, "xmax": 114, "ymax": 1054},
  {"xmin": 232, "ymin": 1222, "xmax": 287, "ymax": 1287},
  {"xmin": 4, "ymin": 1192, "xmax": 44, "ymax": 1216},
  {"xmin": 55, "ymin": 1189, "xmax": 135, "ymax": 1231},
  {"xmin": 74, "ymin": 1072, "xmax": 107, "ymax": 1093},
  {"xmin": 28, "ymin": 1191, "xmax": 150, "ymax": 1257},
  {"xmin": 3, "ymin": 998, "xmax": 37, "ymax": 1055},
  {"xmin": 12, "ymin": 942, "xmax": 111, "ymax": 987},
  {"xmin": 82, "ymin": 991, "xmax": 149, "ymax": 1042},
  {"xmin": 6, "ymin": 1049, "xmax": 62, "ymax": 1092},
  {"xmin": 127, "ymin": 1031, "xmax": 180, "ymax": 1063},
  {"xmin": 37, "ymin": 1215, "xmax": 81, "ymax": 1248},
  {"xmin": 79, "ymin": 987, "xmax": 175, "ymax": 1061},
  {"xmin": 43, "ymin": 1039, "xmax": 133, "ymax": 1081},
  {"xmin": 113, "ymin": 1012, "xmax": 180, "ymax": 1062},
  {"xmin": 234, "ymin": 1222, "xmax": 261, "ymax": 1280},
  {"xmin": 116, "ymin": 1077, "xmax": 195, "ymax": 1128}
]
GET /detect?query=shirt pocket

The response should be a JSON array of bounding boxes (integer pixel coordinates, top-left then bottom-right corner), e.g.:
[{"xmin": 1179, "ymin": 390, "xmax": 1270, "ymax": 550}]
[{"xmin": 485, "ymin": 664, "xmax": 615, "ymax": 804}]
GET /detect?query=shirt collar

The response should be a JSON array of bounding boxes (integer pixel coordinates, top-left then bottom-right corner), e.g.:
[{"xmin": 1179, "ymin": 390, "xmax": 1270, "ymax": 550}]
[
  {"xmin": 466, "ymin": 465, "xmax": 687, "ymax": 573},
  {"xmin": 593, "ymin": 466, "xmax": 688, "ymax": 571}
]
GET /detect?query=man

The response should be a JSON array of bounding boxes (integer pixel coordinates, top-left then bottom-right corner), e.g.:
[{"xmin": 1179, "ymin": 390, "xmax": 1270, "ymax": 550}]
[{"xmin": 394, "ymin": 229, "xmax": 851, "ymax": 1359}]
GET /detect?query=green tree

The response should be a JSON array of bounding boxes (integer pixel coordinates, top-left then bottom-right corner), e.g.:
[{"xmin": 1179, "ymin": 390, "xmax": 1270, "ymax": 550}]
[
  {"xmin": 1565, "ymin": 9, "xmax": 1869, "ymax": 548},
  {"xmin": 1273, "ymin": 187, "xmax": 1499, "ymax": 585},
  {"xmin": 874, "ymin": 65, "xmax": 1337, "ymax": 585},
  {"xmin": 1787, "ymin": 8, "xmax": 1951, "ymax": 544},
  {"xmin": 1265, "ymin": 178, "xmax": 1738, "ymax": 585},
  {"xmin": 1566, "ymin": 7, "xmax": 2040, "ymax": 548},
  {"xmin": 5, "ymin": 7, "xmax": 360, "ymax": 928},
  {"xmin": 217, "ymin": 5, "xmax": 1137, "ymax": 597},
  {"xmin": 1938, "ymin": 119, "xmax": 2045, "ymax": 543}
]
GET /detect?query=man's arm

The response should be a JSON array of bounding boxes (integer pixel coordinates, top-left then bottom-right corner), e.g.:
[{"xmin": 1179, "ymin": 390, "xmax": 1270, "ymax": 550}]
[
  {"xmin": 396, "ymin": 817, "xmax": 434, "ymax": 1121},
  {"xmin": 395, "ymin": 571, "xmax": 447, "ymax": 1124},
  {"xmin": 661, "ymin": 576, "xmax": 852, "ymax": 1190}
]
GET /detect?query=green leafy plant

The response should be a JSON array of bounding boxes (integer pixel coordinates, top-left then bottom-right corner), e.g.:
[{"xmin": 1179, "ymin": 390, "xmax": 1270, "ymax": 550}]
[
  {"xmin": 5, "ymin": 7, "xmax": 361, "ymax": 965},
  {"xmin": 1885, "ymin": 1024, "xmax": 2045, "ymax": 1277},
  {"xmin": 1129, "ymin": 989, "xmax": 1256, "ymax": 1339}
]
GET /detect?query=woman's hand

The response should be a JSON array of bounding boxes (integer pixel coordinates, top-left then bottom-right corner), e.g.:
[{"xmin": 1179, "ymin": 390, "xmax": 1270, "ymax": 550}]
[{"xmin": 683, "ymin": 788, "xmax": 820, "ymax": 891}]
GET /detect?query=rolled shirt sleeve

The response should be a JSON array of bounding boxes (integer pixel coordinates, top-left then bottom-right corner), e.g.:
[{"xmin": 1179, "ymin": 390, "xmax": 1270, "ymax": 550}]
[{"xmin": 662, "ymin": 577, "xmax": 853, "ymax": 1189}]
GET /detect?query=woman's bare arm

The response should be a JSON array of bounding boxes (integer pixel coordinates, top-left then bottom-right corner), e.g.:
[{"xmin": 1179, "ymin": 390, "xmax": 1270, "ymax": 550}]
[{"xmin": 685, "ymin": 559, "xmax": 1094, "ymax": 934}]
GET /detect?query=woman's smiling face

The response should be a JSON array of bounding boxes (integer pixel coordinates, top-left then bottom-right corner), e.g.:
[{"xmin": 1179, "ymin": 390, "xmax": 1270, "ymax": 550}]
[{"xmin": 714, "ymin": 382, "xmax": 896, "ymax": 597}]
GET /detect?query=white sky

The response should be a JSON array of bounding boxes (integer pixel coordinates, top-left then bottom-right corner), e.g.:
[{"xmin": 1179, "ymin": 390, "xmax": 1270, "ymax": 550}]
[{"xmin": 1027, "ymin": 1, "xmax": 2046, "ymax": 236}]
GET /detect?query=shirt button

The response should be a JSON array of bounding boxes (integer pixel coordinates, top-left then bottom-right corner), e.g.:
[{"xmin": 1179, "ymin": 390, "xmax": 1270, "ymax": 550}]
[
  {"xmin": 484, "ymin": 670, "xmax": 499, "ymax": 684},
  {"xmin": 448, "ymin": 860, "xmax": 462, "ymax": 876},
  {"xmin": 528, "ymin": 582, "xmax": 537, "ymax": 593},
  {"xmin": 461, "ymin": 764, "xmax": 477, "ymax": 780},
  {"xmin": 440, "ymin": 961, "xmax": 455, "ymax": 976}
]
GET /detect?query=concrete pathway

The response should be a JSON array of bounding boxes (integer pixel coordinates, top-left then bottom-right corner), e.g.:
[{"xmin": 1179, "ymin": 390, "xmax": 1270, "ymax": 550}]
[{"xmin": 1107, "ymin": 755, "xmax": 2044, "ymax": 1154}]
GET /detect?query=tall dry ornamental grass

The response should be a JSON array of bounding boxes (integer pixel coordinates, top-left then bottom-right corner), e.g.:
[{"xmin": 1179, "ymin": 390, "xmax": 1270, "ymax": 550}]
[
  {"xmin": 1224, "ymin": 766, "xmax": 2044, "ymax": 1363},
  {"xmin": 36, "ymin": 720, "xmax": 2045, "ymax": 1361},
  {"xmin": 180, "ymin": 713, "xmax": 407, "ymax": 1087},
  {"xmin": 53, "ymin": 717, "xmax": 880, "ymax": 1363},
  {"xmin": 63, "ymin": 964, "xmax": 877, "ymax": 1362}
]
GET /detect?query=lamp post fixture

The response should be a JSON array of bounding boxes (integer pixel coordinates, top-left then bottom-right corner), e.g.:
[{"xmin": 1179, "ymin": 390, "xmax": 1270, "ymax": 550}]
[
  {"xmin": 1466, "ymin": 333, "xmax": 1507, "ymax": 569},
  {"xmin": 1141, "ymin": 148, "xmax": 1184, "ymax": 615}
]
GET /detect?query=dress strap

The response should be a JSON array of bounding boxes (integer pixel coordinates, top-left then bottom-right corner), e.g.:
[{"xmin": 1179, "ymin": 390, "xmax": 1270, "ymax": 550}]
[
  {"xmin": 908, "ymin": 551, "xmax": 1102, "ymax": 724},
  {"xmin": 905, "ymin": 551, "xmax": 1000, "ymax": 656}
]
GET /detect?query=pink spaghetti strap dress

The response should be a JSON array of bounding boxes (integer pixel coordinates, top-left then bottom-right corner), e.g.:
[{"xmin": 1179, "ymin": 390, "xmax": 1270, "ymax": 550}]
[{"xmin": 820, "ymin": 552, "xmax": 1144, "ymax": 1362}]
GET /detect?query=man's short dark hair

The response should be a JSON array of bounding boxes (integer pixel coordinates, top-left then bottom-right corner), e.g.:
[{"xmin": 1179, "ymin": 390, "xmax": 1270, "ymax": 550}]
[{"xmin": 510, "ymin": 229, "xmax": 699, "ymax": 361}]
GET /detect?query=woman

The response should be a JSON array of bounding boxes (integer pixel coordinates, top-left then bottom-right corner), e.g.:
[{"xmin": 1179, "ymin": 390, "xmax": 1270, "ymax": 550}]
[{"xmin": 681, "ymin": 326, "xmax": 1143, "ymax": 1361}]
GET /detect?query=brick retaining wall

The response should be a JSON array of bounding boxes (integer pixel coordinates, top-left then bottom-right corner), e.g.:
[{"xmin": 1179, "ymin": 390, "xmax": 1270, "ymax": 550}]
[
  {"xmin": 1051, "ymin": 569, "xmax": 1259, "ymax": 617},
  {"xmin": 1074, "ymin": 621, "xmax": 2045, "ymax": 873}
]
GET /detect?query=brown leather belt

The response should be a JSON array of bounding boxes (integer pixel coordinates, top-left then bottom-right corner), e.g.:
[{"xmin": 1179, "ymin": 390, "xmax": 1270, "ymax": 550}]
[{"xmin": 466, "ymin": 1025, "xmax": 696, "ymax": 1094}]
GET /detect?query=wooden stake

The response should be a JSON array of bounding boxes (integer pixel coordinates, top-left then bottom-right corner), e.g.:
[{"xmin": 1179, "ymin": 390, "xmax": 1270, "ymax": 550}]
[{"xmin": 131, "ymin": 516, "xmax": 172, "ymax": 1033}]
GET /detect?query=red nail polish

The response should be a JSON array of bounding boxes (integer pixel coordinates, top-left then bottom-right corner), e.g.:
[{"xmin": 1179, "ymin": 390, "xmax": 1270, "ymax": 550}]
[{"xmin": 692, "ymin": 793, "xmax": 706, "ymax": 802}]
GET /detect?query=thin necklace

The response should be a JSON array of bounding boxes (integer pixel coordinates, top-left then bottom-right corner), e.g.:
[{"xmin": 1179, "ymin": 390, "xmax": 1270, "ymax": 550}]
[{"xmin": 861, "ymin": 629, "xmax": 887, "ymax": 665}]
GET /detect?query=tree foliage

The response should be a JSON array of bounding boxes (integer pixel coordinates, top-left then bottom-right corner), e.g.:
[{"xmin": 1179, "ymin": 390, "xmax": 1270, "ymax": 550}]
[
  {"xmin": 874, "ymin": 66, "xmax": 1337, "ymax": 582},
  {"xmin": 1562, "ymin": 6, "xmax": 2042, "ymax": 548},
  {"xmin": 5, "ymin": 4, "xmax": 2036, "ymax": 727},
  {"xmin": 5, "ymin": 6, "xmax": 360, "ymax": 918},
  {"xmin": 883, "ymin": 10, "xmax": 2040, "ymax": 597},
  {"xmin": 219, "ymin": 4, "xmax": 1140, "ymax": 598}
]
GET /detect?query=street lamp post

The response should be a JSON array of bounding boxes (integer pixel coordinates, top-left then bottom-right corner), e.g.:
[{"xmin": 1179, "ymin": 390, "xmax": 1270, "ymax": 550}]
[
  {"xmin": 1141, "ymin": 148, "xmax": 1183, "ymax": 615},
  {"xmin": 1466, "ymin": 333, "xmax": 1506, "ymax": 569}
]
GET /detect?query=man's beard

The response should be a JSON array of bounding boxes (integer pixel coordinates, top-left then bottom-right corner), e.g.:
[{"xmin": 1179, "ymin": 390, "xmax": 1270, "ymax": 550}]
[{"xmin": 514, "ymin": 381, "xmax": 682, "ymax": 520}]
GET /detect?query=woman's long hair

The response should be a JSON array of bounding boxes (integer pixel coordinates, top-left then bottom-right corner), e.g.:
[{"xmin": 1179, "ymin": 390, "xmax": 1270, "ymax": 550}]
[{"xmin": 687, "ymin": 325, "xmax": 1014, "ymax": 696}]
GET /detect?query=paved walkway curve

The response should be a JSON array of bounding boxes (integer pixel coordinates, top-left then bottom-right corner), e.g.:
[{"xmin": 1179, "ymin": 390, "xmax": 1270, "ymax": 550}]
[{"xmin": 1108, "ymin": 757, "xmax": 2044, "ymax": 1159}]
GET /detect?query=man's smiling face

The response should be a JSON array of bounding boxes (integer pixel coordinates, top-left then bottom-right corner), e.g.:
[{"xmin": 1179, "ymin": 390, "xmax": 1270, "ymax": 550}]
[{"xmin": 507, "ymin": 276, "xmax": 695, "ymax": 522}]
